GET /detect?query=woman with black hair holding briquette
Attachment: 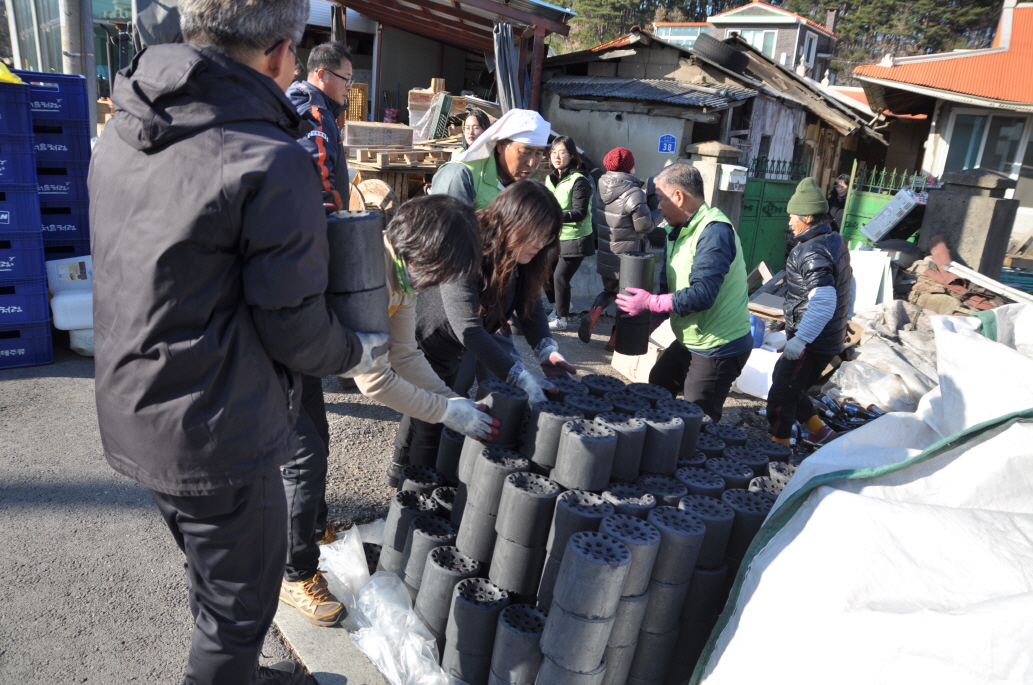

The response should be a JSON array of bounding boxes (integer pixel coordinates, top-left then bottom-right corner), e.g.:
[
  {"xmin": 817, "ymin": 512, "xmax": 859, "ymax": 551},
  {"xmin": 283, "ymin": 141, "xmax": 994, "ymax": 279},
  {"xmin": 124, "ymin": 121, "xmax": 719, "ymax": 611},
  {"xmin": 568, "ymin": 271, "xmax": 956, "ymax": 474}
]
[
  {"xmin": 543, "ymin": 136, "xmax": 595, "ymax": 331},
  {"xmin": 390, "ymin": 180, "xmax": 578, "ymax": 473}
]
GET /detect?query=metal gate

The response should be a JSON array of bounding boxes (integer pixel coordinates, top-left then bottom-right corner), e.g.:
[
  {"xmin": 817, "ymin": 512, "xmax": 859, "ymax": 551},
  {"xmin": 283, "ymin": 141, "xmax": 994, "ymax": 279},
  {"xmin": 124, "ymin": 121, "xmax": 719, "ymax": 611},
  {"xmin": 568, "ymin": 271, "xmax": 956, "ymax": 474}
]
[
  {"xmin": 840, "ymin": 160, "xmax": 935, "ymax": 249},
  {"xmin": 739, "ymin": 157, "xmax": 809, "ymax": 274}
]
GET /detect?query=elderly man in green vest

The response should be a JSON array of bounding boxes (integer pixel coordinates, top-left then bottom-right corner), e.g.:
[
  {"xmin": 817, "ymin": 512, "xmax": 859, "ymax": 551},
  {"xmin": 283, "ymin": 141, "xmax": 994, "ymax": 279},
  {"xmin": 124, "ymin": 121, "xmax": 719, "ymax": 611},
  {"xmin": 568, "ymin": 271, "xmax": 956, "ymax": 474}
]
[
  {"xmin": 430, "ymin": 108, "xmax": 551, "ymax": 209},
  {"xmin": 616, "ymin": 163, "xmax": 752, "ymax": 422}
]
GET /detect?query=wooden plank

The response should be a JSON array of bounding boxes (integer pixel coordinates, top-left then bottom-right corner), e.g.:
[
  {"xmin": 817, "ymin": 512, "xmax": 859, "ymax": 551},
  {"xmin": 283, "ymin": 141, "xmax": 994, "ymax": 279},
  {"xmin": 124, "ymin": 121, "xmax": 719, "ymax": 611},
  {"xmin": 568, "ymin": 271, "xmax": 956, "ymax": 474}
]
[{"xmin": 1004, "ymin": 254, "xmax": 1033, "ymax": 270}]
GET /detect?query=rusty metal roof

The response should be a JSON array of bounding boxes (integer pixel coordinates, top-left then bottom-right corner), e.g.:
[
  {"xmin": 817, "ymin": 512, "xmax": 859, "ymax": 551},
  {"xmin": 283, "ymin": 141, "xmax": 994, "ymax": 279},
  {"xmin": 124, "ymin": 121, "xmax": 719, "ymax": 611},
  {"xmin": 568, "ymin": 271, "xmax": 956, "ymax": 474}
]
[
  {"xmin": 854, "ymin": 5, "xmax": 1033, "ymax": 106},
  {"xmin": 544, "ymin": 75, "xmax": 756, "ymax": 109}
]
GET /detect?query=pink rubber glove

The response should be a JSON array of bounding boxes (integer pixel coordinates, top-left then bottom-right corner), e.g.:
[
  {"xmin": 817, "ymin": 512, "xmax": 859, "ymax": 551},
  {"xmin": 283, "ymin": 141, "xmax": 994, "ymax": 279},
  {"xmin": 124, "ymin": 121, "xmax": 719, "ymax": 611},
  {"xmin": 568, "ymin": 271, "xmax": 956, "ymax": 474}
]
[{"xmin": 616, "ymin": 287, "xmax": 674, "ymax": 318}]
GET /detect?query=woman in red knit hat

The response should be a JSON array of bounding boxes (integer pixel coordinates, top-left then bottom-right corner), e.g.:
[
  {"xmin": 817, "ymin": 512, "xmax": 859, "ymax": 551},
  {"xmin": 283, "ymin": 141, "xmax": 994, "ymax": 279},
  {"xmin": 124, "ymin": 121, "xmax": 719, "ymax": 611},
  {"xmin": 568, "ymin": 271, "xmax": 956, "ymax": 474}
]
[{"xmin": 579, "ymin": 147, "xmax": 659, "ymax": 349}]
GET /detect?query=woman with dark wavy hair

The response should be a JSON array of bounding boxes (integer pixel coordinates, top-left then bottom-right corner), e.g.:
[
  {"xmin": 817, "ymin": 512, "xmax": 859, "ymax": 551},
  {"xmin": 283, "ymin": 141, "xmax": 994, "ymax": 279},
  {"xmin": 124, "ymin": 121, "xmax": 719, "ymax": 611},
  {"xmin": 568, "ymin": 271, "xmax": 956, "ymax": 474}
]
[{"xmin": 388, "ymin": 180, "xmax": 578, "ymax": 477}]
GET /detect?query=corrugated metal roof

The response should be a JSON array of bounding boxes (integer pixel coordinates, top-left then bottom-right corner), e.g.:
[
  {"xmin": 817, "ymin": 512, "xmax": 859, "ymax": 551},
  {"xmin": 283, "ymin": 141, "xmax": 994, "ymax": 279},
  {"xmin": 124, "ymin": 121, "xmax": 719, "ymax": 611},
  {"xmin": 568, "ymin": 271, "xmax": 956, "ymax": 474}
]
[
  {"xmin": 854, "ymin": 5, "xmax": 1033, "ymax": 105},
  {"xmin": 544, "ymin": 75, "xmax": 756, "ymax": 109}
]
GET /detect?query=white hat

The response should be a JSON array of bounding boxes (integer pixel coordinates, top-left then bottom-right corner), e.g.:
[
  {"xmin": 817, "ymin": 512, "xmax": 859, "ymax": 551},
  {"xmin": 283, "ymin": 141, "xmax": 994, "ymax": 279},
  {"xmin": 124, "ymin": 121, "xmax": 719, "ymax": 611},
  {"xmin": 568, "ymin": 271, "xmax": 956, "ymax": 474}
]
[{"xmin": 457, "ymin": 109, "xmax": 552, "ymax": 162}]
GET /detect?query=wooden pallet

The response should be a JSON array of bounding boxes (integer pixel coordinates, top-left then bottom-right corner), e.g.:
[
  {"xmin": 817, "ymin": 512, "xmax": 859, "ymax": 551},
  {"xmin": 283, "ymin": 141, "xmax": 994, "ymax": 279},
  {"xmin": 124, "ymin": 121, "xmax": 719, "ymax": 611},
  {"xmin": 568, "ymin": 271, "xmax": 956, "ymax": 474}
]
[{"xmin": 346, "ymin": 145, "xmax": 454, "ymax": 169}]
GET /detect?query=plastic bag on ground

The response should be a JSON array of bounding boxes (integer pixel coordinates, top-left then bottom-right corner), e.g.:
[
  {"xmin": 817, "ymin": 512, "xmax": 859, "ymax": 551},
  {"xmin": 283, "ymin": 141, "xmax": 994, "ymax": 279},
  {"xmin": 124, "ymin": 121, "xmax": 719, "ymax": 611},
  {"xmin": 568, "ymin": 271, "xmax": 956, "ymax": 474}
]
[
  {"xmin": 349, "ymin": 573, "xmax": 450, "ymax": 685},
  {"xmin": 319, "ymin": 525, "xmax": 371, "ymax": 625},
  {"xmin": 852, "ymin": 336, "xmax": 937, "ymax": 400},
  {"xmin": 822, "ymin": 359, "xmax": 917, "ymax": 412}
]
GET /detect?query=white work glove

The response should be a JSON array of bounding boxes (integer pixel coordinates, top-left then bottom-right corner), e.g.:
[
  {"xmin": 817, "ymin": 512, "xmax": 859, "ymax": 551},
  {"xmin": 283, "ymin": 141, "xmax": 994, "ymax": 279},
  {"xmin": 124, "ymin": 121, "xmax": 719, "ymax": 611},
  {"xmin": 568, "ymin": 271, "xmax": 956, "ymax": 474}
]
[
  {"xmin": 442, "ymin": 397, "xmax": 500, "ymax": 441},
  {"xmin": 782, "ymin": 336, "xmax": 807, "ymax": 361},
  {"xmin": 339, "ymin": 332, "xmax": 392, "ymax": 378},
  {"xmin": 535, "ymin": 337, "xmax": 577, "ymax": 379},
  {"xmin": 512, "ymin": 368, "xmax": 556, "ymax": 407}
]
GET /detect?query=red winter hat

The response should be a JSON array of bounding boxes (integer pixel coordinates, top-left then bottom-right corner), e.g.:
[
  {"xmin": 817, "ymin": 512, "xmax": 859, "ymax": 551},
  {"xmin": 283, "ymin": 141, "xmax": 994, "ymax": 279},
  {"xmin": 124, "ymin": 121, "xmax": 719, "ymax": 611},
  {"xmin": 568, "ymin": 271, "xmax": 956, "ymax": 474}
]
[{"xmin": 603, "ymin": 147, "xmax": 635, "ymax": 173}]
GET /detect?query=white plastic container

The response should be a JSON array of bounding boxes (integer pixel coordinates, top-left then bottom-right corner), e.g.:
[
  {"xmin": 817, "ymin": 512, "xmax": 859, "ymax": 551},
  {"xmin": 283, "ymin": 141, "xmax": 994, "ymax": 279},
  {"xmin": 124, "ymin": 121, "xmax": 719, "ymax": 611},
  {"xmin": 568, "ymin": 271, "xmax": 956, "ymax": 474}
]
[
  {"xmin": 45, "ymin": 255, "xmax": 93, "ymax": 294},
  {"xmin": 50, "ymin": 289, "xmax": 93, "ymax": 330},
  {"xmin": 732, "ymin": 347, "xmax": 781, "ymax": 400},
  {"xmin": 69, "ymin": 328, "xmax": 94, "ymax": 356},
  {"xmin": 860, "ymin": 188, "xmax": 919, "ymax": 243}
]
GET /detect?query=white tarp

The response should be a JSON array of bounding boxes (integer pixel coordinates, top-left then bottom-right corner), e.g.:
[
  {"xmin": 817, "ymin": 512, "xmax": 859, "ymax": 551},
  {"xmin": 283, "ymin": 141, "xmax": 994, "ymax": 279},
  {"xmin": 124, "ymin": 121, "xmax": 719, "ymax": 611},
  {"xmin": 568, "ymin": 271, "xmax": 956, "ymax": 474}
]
[{"xmin": 693, "ymin": 304, "xmax": 1033, "ymax": 685}]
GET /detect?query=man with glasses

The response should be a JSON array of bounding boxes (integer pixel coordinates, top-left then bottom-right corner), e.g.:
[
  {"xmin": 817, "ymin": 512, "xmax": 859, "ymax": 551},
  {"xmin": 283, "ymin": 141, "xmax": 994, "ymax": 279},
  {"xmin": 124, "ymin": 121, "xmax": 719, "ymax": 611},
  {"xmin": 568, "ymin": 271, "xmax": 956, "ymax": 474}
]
[
  {"xmin": 88, "ymin": 1, "xmax": 388, "ymax": 683},
  {"xmin": 288, "ymin": 41, "xmax": 354, "ymax": 211}
]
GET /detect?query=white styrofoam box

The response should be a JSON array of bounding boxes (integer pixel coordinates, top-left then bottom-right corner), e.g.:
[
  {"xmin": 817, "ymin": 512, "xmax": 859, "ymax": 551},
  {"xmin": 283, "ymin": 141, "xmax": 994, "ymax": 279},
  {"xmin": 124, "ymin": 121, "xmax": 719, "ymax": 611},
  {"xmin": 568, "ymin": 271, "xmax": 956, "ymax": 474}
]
[
  {"xmin": 50, "ymin": 289, "xmax": 93, "ymax": 330},
  {"xmin": 731, "ymin": 347, "xmax": 781, "ymax": 400},
  {"xmin": 763, "ymin": 330, "xmax": 787, "ymax": 351},
  {"xmin": 860, "ymin": 188, "xmax": 919, "ymax": 243},
  {"xmin": 718, "ymin": 164, "xmax": 748, "ymax": 192},
  {"xmin": 45, "ymin": 254, "xmax": 93, "ymax": 293},
  {"xmin": 69, "ymin": 328, "xmax": 94, "ymax": 356}
]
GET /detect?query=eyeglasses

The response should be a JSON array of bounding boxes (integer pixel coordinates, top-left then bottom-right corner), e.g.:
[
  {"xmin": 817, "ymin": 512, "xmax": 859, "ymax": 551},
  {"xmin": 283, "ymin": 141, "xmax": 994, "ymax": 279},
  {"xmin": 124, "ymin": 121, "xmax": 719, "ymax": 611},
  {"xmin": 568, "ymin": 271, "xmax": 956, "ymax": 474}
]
[
  {"xmin": 323, "ymin": 68, "xmax": 354, "ymax": 88},
  {"xmin": 264, "ymin": 38, "xmax": 296, "ymax": 57}
]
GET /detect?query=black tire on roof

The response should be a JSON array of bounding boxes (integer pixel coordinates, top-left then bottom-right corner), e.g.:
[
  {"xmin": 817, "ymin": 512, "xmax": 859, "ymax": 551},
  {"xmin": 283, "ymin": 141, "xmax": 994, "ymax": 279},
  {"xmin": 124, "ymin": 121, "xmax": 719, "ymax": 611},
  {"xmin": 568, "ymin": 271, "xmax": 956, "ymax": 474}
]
[{"xmin": 692, "ymin": 33, "xmax": 750, "ymax": 74}]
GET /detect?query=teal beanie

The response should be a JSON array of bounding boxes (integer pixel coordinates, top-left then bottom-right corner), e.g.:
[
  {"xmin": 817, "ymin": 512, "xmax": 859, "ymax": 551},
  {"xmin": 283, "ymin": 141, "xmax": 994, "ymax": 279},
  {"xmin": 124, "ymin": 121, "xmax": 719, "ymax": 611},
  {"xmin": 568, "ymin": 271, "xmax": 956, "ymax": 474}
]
[{"xmin": 786, "ymin": 177, "xmax": 829, "ymax": 216}]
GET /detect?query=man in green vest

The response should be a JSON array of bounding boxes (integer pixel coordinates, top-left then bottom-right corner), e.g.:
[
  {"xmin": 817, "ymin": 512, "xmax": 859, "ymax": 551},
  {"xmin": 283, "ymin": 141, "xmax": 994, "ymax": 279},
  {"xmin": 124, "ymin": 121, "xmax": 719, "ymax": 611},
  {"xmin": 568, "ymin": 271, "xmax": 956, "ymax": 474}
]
[
  {"xmin": 429, "ymin": 108, "xmax": 551, "ymax": 209},
  {"xmin": 616, "ymin": 163, "xmax": 752, "ymax": 422}
]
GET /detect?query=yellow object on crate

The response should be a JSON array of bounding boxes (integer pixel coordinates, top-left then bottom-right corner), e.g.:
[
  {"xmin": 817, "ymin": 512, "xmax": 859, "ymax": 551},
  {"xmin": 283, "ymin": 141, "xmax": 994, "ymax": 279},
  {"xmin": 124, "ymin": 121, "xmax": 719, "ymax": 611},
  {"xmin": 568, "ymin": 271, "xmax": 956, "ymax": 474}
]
[{"xmin": 0, "ymin": 63, "xmax": 24, "ymax": 84}]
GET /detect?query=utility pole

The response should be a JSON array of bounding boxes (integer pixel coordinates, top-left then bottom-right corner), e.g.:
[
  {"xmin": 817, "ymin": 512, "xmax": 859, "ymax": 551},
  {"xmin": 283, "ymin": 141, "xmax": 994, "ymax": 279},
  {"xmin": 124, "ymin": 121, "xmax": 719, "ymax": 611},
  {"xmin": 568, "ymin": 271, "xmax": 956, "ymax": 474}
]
[{"xmin": 59, "ymin": 0, "xmax": 97, "ymax": 134}]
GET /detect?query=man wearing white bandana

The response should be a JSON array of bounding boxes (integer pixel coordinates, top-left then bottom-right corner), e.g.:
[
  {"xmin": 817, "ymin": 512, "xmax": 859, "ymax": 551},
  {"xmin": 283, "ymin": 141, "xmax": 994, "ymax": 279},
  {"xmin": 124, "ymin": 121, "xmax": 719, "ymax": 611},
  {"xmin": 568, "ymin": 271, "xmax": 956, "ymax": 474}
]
[{"xmin": 430, "ymin": 109, "xmax": 552, "ymax": 210}]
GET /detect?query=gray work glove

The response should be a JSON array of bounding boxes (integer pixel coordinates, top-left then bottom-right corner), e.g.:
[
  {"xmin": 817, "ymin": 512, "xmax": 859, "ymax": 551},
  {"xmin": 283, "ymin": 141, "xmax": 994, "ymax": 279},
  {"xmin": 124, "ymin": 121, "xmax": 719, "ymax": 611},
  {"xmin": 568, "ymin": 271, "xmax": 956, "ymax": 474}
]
[
  {"xmin": 782, "ymin": 336, "xmax": 807, "ymax": 361},
  {"xmin": 442, "ymin": 398, "xmax": 500, "ymax": 441},
  {"xmin": 512, "ymin": 368, "xmax": 556, "ymax": 407},
  {"xmin": 339, "ymin": 332, "xmax": 392, "ymax": 378}
]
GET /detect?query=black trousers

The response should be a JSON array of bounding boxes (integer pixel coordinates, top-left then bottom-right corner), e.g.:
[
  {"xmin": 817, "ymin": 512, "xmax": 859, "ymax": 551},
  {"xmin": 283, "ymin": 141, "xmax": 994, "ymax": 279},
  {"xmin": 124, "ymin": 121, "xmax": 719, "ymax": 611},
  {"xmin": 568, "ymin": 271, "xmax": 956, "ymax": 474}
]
[
  {"xmin": 648, "ymin": 342, "xmax": 751, "ymax": 422},
  {"xmin": 281, "ymin": 374, "xmax": 331, "ymax": 581},
  {"xmin": 766, "ymin": 349, "xmax": 834, "ymax": 439},
  {"xmin": 544, "ymin": 256, "xmax": 585, "ymax": 319},
  {"xmin": 150, "ymin": 465, "xmax": 287, "ymax": 685}
]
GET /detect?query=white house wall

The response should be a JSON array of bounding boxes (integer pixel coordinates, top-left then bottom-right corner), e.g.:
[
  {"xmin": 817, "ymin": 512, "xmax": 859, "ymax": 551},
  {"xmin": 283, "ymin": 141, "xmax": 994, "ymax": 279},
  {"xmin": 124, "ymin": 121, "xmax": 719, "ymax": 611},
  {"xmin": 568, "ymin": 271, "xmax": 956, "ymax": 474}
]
[{"xmin": 543, "ymin": 91, "xmax": 693, "ymax": 177}]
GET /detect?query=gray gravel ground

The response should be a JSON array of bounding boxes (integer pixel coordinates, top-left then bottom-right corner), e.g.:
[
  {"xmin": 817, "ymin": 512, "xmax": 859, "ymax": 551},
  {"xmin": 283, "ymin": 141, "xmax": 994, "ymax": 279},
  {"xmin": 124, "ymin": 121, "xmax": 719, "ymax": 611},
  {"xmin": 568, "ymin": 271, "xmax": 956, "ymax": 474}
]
[{"xmin": 0, "ymin": 317, "xmax": 764, "ymax": 684}]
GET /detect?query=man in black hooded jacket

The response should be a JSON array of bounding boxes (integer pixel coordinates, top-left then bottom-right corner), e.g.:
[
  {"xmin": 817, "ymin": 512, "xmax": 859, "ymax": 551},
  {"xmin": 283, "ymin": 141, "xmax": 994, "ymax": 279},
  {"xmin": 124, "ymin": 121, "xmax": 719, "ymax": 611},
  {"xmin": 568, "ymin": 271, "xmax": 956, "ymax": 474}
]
[{"xmin": 88, "ymin": 1, "xmax": 387, "ymax": 683}]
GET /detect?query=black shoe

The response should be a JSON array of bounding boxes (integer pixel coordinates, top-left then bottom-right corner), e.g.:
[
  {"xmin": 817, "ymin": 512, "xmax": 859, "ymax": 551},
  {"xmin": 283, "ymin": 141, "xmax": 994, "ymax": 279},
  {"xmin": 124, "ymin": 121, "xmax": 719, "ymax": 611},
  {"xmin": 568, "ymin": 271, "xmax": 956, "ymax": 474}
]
[
  {"xmin": 384, "ymin": 461, "xmax": 404, "ymax": 488},
  {"xmin": 257, "ymin": 660, "xmax": 306, "ymax": 685}
]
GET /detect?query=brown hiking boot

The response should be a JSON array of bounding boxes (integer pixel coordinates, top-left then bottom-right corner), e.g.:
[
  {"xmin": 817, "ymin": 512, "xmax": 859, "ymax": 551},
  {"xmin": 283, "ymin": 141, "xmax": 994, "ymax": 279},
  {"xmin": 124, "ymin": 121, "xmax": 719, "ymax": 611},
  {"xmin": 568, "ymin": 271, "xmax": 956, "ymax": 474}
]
[
  {"xmin": 605, "ymin": 326, "xmax": 617, "ymax": 352},
  {"xmin": 280, "ymin": 571, "xmax": 345, "ymax": 627},
  {"xmin": 578, "ymin": 306, "xmax": 604, "ymax": 343},
  {"xmin": 317, "ymin": 522, "xmax": 339, "ymax": 546}
]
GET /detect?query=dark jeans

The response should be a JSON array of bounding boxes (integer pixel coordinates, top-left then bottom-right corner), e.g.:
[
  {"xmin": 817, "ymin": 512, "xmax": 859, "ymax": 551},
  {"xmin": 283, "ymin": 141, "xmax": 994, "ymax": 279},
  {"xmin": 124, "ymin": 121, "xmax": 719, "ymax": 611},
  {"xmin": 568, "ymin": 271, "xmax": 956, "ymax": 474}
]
[
  {"xmin": 150, "ymin": 465, "xmax": 287, "ymax": 685},
  {"xmin": 766, "ymin": 349, "xmax": 834, "ymax": 439},
  {"xmin": 281, "ymin": 374, "xmax": 330, "ymax": 581},
  {"xmin": 648, "ymin": 342, "xmax": 751, "ymax": 422},
  {"xmin": 544, "ymin": 256, "xmax": 585, "ymax": 319},
  {"xmin": 392, "ymin": 337, "xmax": 465, "ymax": 470}
]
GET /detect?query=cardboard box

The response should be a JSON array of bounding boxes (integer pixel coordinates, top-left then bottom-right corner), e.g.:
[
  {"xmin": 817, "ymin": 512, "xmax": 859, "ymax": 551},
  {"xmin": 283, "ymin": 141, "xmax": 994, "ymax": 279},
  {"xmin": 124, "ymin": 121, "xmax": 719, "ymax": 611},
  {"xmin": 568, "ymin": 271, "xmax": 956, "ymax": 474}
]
[
  {"xmin": 343, "ymin": 121, "xmax": 414, "ymax": 148},
  {"xmin": 610, "ymin": 320, "xmax": 676, "ymax": 383}
]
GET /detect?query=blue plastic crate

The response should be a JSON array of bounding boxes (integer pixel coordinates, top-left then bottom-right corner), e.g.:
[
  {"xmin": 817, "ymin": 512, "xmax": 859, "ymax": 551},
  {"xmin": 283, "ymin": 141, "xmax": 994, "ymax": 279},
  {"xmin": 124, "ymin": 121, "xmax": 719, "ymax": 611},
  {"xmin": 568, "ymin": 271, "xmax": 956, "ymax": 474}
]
[
  {"xmin": 0, "ymin": 278, "xmax": 49, "ymax": 325},
  {"xmin": 0, "ymin": 82, "xmax": 33, "ymax": 136},
  {"xmin": 0, "ymin": 185, "xmax": 42, "ymax": 234},
  {"xmin": 12, "ymin": 70, "xmax": 89, "ymax": 122},
  {"xmin": 32, "ymin": 120, "xmax": 92, "ymax": 162},
  {"xmin": 0, "ymin": 135, "xmax": 37, "ymax": 185},
  {"xmin": 0, "ymin": 231, "xmax": 45, "ymax": 279},
  {"xmin": 0, "ymin": 320, "xmax": 53, "ymax": 369},
  {"xmin": 36, "ymin": 161, "xmax": 89, "ymax": 202},
  {"xmin": 39, "ymin": 202, "xmax": 89, "ymax": 241},
  {"xmin": 43, "ymin": 239, "xmax": 90, "ymax": 261}
]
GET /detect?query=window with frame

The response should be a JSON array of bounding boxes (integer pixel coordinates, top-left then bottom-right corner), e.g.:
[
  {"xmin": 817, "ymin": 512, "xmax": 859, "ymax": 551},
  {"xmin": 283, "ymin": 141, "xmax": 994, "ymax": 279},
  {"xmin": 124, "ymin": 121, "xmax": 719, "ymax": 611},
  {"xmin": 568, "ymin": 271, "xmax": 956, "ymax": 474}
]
[
  {"xmin": 802, "ymin": 32, "xmax": 818, "ymax": 67},
  {"xmin": 738, "ymin": 29, "xmax": 776, "ymax": 58},
  {"xmin": 655, "ymin": 25, "xmax": 705, "ymax": 48},
  {"xmin": 944, "ymin": 112, "xmax": 1030, "ymax": 176}
]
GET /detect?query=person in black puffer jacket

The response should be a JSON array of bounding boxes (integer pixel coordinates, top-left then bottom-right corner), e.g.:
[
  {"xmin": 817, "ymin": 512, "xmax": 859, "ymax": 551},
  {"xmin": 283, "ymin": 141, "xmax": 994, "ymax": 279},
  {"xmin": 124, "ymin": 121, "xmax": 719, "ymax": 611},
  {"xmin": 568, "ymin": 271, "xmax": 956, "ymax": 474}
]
[
  {"xmin": 579, "ymin": 147, "xmax": 659, "ymax": 348},
  {"xmin": 766, "ymin": 178, "xmax": 854, "ymax": 448}
]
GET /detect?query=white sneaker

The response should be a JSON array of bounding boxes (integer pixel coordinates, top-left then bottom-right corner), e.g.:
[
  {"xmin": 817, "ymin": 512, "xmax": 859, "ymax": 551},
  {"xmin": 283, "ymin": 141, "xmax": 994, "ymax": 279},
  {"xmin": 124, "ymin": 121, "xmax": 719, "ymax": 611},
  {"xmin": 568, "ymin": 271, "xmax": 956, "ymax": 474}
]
[
  {"xmin": 549, "ymin": 317, "xmax": 568, "ymax": 330},
  {"xmin": 547, "ymin": 310, "xmax": 557, "ymax": 323}
]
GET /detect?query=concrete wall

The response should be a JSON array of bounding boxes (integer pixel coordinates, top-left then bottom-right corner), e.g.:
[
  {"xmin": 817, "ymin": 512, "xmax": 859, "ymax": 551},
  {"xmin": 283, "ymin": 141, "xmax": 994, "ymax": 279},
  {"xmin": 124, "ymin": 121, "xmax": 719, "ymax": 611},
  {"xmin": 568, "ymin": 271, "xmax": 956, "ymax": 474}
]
[
  {"xmin": 542, "ymin": 91, "xmax": 692, "ymax": 178},
  {"xmin": 380, "ymin": 27, "xmax": 466, "ymax": 124}
]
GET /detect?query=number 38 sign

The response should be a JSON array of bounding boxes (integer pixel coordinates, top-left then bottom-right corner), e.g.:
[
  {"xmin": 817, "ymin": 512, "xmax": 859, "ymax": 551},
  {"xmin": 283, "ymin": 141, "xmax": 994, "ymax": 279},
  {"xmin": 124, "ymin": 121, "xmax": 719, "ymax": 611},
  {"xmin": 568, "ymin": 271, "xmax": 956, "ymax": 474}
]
[{"xmin": 658, "ymin": 134, "xmax": 677, "ymax": 154}]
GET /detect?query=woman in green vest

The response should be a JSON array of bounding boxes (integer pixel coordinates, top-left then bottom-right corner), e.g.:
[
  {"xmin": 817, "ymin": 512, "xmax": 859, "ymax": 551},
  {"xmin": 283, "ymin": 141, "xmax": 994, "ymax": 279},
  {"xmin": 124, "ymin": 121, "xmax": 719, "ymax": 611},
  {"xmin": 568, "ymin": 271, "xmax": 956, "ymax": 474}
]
[
  {"xmin": 543, "ymin": 136, "xmax": 595, "ymax": 331},
  {"xmin": 429, "ymin": 108, "xmax": 551, "ymax": 210}
]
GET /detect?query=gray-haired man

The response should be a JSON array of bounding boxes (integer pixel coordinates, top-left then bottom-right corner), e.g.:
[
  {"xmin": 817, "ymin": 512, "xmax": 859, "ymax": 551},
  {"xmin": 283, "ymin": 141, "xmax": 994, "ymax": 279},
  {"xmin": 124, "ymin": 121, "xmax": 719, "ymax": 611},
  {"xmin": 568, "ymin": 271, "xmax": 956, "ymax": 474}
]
[{"xmin": 88, "ymin": 0, "xmax": 387, "ymax": 683}]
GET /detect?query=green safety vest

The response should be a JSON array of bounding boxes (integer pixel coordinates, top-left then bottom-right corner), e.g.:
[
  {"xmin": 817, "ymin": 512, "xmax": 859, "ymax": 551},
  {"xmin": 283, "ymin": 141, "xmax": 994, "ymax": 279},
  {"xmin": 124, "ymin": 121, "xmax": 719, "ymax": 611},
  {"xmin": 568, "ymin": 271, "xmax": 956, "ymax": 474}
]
[
  {"xmin": 666, "ymin": 203, "xmax": 751, "ymax": 351},
  {"xmin": 545, "ymin": 171, "xmax": 594, "ymax": 242},
  {"xmin": 459, "ymin": 154, "xmax": 505, "ymax": 211}
]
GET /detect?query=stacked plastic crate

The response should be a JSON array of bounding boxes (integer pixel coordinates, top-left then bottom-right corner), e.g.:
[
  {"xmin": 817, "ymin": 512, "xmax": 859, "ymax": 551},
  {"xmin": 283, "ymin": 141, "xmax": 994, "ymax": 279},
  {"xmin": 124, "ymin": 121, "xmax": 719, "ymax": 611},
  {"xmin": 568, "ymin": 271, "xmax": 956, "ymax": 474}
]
[
  {"xmin": 14, "ymin": 70, "xmax": 92, "ymax": 263},
  {"xmin": 0, "ymin": 74, "xmax": 53, "ymax": 368}
]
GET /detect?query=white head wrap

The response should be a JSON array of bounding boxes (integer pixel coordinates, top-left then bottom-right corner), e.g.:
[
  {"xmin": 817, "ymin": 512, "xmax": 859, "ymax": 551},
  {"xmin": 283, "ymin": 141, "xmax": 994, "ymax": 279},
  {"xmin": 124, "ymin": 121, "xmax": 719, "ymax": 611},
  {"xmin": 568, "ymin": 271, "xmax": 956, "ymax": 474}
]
[{"xmin": 457, "ymin": 109, "xmax": 552, "ymax": 163}]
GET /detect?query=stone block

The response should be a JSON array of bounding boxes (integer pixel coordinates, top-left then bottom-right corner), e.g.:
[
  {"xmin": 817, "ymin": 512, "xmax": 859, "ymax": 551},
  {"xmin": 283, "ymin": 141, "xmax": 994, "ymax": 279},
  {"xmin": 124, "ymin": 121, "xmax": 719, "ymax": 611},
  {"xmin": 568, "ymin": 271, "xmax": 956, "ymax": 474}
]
[
  {"xmin": 587, "ymin": 62, "xmax": 618, "ymax": 77},
  {"xmin": 919, "ymin": 192, "xmax": 1019, "ymax": 280},
  {"xmin": 617, "ymin": 62, "xmax": 647, "ymax": 79}
]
